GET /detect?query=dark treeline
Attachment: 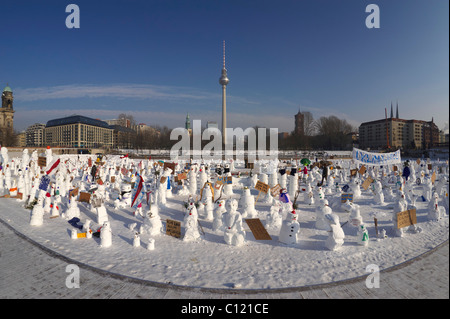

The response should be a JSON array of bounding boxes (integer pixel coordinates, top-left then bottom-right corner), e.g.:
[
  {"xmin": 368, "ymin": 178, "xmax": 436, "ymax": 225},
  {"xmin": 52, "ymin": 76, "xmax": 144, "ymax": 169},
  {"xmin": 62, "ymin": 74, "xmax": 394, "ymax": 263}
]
[{"xmin": 118, "ymin": 113, "xmax": 357, "ymax": 151}]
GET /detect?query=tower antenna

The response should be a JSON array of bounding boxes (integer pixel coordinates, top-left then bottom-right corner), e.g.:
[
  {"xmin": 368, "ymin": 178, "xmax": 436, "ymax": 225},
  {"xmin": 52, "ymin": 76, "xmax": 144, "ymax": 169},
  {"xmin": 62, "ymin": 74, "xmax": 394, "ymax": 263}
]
[{"xmin": 223, "ymin": 40, "xmax": 226, "ymax": 69}]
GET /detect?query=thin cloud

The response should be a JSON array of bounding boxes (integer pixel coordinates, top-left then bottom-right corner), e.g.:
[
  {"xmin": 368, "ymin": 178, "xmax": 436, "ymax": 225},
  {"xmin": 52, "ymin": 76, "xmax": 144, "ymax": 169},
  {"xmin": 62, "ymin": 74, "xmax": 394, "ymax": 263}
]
[{"xmin": 14, "ymin": 84, "xmax": 217, "ymax": 102}]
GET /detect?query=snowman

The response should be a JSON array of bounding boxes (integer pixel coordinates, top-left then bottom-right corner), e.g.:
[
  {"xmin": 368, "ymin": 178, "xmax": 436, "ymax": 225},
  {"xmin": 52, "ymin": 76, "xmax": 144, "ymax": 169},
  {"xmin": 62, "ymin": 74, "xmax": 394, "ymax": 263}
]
[
  {"xmin": 133, "ymin": 232, "xmax": 141, "ymax": 248},
  {"xmin": 324, "ymin": 213, "xmax": 345, "ymax": 251},
  {"xmin": 143, "ymin": 200, "xmax": 163, "ymax": 236},
  {"xmin": 1, "ymin": 146, "xmax": 9, "ymax": 167},
  {"xmin": 428, "ymin": 192, "xmax": 445, "ymax": 221},
  {"xmin": 422, "ymin": 178, "xmax": 433, "ymax": 202},
  {"xmin": 114, "ymin": 183, "xmax": 132, "ymax": 209},
  {"xmin": 350, "ymin": 177, "xmax": 362, "ymax": 199},
  {"xmin": 373, "ymin": 180, "xmax": 385, "ymax": 205},
  {"xmin": 222, "ymin": 199, "xmax": 246, "ymax": 246},
  {"xmin": 29, "ymin": 197, "xmax": 45, "ymax": 226},
  {"xmin": 268, "ymin": 170, "xmax": 278, "ymax": 189},
  {"xmin": 200, "ymin": 182, "xmax": 214, "ymax": 221},
  {"xmin": 288, "ymin": 165, "xmax": 298, "ymax": 201},
  {"xmin": 250, "ymin": 172, "xmax": 258, "ymax": 188},
  {"xmin": 343, "ymin": 201, "xmax": 363, "ymax": 227},
  {"xmin": 43, "ymin": 191, "xmax": 52, "ymax": 214},
  {"xmin": 392, "ymin": 191, "xmax": 408, "ymax": 237},
  {"xmin": 357, "ymin": 224, "xmax": 370, "ymax": 246},
  {"xmin": 303, "ymin": 182, "xmax": 315, "ymax": 205},
  {"xmin": 278, "ymin": 168, "xmax": 287, "ymax": 189},
  {"xmin": 184, "ymin": 197, "xmax": 198, "ymax": 221},
  {"xmin": 183, "ymin": 209, "xmax": 201, "ymax": 242},
  {"xmin": 156, "ymin": 167, "xmax": 172, "ymax": 206},
  {"xmin": 212, "ymin": 199, "xmax": 227, "ymax": 232},
  {"xmin": 265, "ymin": 200, "xmax": 283, "ymax": 231},
  {"xmin": 4, "ymin": 164, "xmax": 11, "ymax": 190},
  {"xmin": 222, "ymin": 166, "xmax": 233, "ymax": 197},
  {"xmin": 100, "ymin": 221, "xmax": 112, "ymax": 248},
  {"xmin": 63, "ymin": 195, "xmax": 81, "ymax": 220},
  {"xmin": 16, "ymin": 171, "xmax": 27, "ymax": 201},
  {"xmin": 50, "ymin": 198, "xmax": 60, "ymax": 218},
  {"xmin": 239, "ymin": 187, "xmax": 258, "ymax": 219},
  {"xmin": 198, "ymin": 164, "xmax": 208, "ymax": 192},
  {"xmin": 96, "ymin": 201, "xmax": 109, "ymax": 226},
  {"xmin": 279, "ymin": 210, "xmax": 301, "ymax": 245},
  {"xmin": 45, "ymin": 146, "xmax": 53, "ymax": 166},
  {"xmin": 188, "ymin": 165, "xmax": 198, "ymax": 196},
  {"xmin": 315, "ymin": 186, "xmax": 325, "ymax": 202},
  {"xmin": 315, "ymin": 199, "xmax": 332, "ymax": 231}
]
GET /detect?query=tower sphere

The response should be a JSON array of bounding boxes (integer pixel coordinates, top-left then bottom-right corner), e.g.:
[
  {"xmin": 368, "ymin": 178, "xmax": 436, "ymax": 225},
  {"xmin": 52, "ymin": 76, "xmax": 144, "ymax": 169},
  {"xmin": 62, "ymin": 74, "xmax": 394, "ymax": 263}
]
[{"xmin": 219, "ymin": 69, "xmax": 229, "ymax": 86}]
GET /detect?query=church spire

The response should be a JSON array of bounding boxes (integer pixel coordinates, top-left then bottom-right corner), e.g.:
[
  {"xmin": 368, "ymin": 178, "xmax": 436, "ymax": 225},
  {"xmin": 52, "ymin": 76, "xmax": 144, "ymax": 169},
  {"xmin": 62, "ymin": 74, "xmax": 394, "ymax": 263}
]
[
  {"xmin": 390, "ymin": 102, "xmax": 393, "ymax": 118},
  {"xmin": 396, "ymin": 101, "xmax": 399, "ymax": 119}
]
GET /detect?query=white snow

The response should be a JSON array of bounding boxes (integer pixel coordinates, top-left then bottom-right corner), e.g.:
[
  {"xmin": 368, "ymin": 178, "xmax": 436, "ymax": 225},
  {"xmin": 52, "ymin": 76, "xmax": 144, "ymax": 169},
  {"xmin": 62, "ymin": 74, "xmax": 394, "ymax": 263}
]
[{"xmin": 0, "ymin": 152, "xmax": 448, "ymax": 290}]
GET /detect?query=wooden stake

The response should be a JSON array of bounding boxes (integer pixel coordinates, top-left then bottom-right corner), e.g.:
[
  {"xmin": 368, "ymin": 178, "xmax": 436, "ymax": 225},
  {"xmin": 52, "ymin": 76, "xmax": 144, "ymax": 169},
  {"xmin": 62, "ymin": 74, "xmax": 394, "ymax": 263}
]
[
  {"xmin": 374, "ymin": 217, "xmax": 378, "ymax": 236},
  {"xmin": 255, "ymin": 190, "xmax": 262, "ymax": 203}
]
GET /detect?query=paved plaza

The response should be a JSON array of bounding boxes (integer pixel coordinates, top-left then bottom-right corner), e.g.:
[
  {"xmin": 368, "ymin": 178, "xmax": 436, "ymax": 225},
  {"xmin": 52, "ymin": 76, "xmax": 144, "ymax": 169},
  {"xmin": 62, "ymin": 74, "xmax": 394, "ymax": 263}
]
[{"xmin": 0, "ymin": 219, "xmax": 448, "ymax": 299}]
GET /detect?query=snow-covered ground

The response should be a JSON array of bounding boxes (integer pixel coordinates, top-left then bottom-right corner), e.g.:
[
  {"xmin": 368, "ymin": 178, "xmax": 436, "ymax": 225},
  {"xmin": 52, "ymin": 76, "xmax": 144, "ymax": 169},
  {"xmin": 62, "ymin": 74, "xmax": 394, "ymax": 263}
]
[{"xmin": 0, "ymin": 152, "xmax": 448, "ymax": 290}]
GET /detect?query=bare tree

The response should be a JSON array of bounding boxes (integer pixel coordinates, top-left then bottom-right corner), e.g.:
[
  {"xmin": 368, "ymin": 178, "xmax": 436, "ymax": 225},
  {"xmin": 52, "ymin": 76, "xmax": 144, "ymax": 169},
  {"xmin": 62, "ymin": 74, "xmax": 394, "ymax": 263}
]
[{"xmin": 303, "ymin": 111, "xmax": 316, "ymax": 136}]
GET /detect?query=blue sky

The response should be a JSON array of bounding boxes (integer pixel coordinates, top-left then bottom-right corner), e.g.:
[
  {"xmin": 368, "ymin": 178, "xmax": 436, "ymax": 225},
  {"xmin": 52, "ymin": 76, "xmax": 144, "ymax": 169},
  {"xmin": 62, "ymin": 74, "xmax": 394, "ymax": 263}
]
[{"xmin": 1, "ymin": 0, "xmax": 448, "ymax": 133}]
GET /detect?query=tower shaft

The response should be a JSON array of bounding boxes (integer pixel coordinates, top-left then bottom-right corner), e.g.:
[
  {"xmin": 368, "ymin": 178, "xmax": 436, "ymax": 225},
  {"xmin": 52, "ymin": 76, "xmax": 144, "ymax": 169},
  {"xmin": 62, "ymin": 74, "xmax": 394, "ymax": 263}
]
[{"xmin": 222, "ymin": 85, "xmax": 227, "ymax": 145}]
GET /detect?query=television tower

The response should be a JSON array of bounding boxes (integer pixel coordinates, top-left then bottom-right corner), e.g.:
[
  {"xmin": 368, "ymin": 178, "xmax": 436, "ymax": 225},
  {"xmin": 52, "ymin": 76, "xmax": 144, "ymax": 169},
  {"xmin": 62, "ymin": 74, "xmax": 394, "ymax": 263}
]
[{"xmin": 219, "ymin": 40, "xmax": 229, "ymax": 146}]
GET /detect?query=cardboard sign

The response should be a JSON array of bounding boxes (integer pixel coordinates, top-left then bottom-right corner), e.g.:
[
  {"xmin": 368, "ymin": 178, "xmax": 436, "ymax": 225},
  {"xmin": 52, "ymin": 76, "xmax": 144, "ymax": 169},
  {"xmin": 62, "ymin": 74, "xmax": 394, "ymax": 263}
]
[
  {"xmin": 358, "ymin": 165, "xmax": 366, "ymax": 175},
  {"xmin": 362, "ymin": 176, "xmax": 374, "ymax": 190},
  {"xmin": 270, "ymin": 184, "xmax": 282, "ymax": 198},
  {"xmin": 163, "ymin": 162, "xmax": 176, "ymax": 174},
  {"xmin": 245, "ymin": 218, "xmax": 272, "ymax": 240},
  {"xmin": 255, "ymin": 180, "xmax": 270, "ymax": 194},
  {"xmin": 217, "ymin": 176, "xmax": 232, "ymax": 185},
  {"xmin": 177, "ymin": 172, "xmax": 187, "ymax": 180},
  {"xmin": 396, "ymin": 209, "xmax": 417, "ymax": 229},
  {"xmin": 431, "ymin": 172, "xmax": 436, "ymax": 184},
  {"xmin": 166, "ymin": 219, "xmax": 181, "ymax": 238},
  {"xmin": 341, "ymin": 193, "xmax": 354, "ymax": 203},
  {"xmin": 78, "ymin": 192, "xmax": 91, "ymax": 203},
  {"xmin": 38, "ymin": 156, "xmax": 47, "ymax": 168},
  {"xmin": 69, "ymin": 187, "xmax": 79, "ymax": 198}
]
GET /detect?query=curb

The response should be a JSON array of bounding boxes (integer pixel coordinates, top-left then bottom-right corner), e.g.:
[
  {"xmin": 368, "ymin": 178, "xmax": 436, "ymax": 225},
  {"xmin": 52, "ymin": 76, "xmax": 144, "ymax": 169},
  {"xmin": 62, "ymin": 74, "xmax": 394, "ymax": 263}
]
[{"xmin": 1, "ymin": 216, "xmax": 448, "ymax": 295}]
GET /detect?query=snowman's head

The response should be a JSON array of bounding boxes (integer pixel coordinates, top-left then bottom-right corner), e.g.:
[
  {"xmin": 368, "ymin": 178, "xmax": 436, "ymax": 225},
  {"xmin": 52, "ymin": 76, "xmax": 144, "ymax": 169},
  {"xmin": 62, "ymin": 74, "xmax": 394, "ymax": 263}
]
[{"xmin": 290, "ymin": 210, "xmax": 297, "ymax": 221}]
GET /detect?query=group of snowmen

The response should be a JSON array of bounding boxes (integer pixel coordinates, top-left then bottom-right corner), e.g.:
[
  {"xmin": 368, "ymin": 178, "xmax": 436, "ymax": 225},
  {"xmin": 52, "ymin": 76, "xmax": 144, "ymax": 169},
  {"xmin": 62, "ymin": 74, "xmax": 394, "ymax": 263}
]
[{"xmin": 1, "ymin": 146, "xmax": 449, "ymax": 253}]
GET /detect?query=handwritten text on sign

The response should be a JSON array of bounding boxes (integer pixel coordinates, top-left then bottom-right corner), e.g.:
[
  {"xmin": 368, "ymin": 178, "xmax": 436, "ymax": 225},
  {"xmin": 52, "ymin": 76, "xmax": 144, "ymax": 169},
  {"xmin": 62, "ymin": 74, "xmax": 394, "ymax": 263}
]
[
  {"xmin": 255, "ymin": 181, "xmax": 270, "ymax": 194},
  {"xmin": 166, "ymin": 219, "xmax": 181, "ymax": 238},
  {"xmin": 397, "ymin": 209, "xmax": 417, "ymax": 229}
]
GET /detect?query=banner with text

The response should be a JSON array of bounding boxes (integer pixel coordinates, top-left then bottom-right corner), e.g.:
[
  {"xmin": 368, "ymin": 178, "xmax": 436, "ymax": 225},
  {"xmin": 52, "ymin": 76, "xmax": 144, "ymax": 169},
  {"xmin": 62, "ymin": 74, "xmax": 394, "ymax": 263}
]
[{"xmin": 352, "ymin": 148, "xmax": 401, "ymax": 166}]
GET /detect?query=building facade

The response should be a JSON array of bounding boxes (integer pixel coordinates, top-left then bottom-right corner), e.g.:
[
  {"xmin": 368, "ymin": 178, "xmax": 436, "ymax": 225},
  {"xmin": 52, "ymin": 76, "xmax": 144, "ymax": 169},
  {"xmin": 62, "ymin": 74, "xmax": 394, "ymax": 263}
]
[
  {"xmin": 26, "ymin": 123, "xmax": 46, "ymax": 147},
  {"xmin": 359, "ymin": 116, "xmax": 440, "ymax": 150},
  {"xmin": 44, "ymin": 115, "xmax": 113, "ymax": 149},
  {"xmin": 0, "ymin": 85, "xmax": 15, "ymax": 146}
]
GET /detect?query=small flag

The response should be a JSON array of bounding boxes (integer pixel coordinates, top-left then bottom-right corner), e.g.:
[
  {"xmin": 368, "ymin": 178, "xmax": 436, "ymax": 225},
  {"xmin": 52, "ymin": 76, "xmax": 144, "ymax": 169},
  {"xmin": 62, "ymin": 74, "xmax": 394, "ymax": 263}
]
[{"xmin": 46, "ymin": 158, "xmax": 61, "ymax": 176}]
